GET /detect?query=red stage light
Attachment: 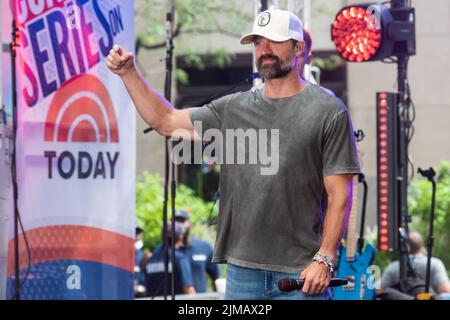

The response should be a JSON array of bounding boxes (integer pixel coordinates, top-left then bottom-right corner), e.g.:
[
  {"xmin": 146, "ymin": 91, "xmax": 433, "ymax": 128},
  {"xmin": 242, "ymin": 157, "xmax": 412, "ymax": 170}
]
[
  {"xmin": 380, "ymin": 99, "xmax": 388, "ymax": 107},
  {"xmin": 332, "ymin": 3, "xmax": 415, "ymax": 63},
  {"xmin": 332, "ymin": 6, "xmax": 381, "ymax": 62},
  {"xmin": 376, "ymin": 92, "xmax": 398, "ymax": 251}
]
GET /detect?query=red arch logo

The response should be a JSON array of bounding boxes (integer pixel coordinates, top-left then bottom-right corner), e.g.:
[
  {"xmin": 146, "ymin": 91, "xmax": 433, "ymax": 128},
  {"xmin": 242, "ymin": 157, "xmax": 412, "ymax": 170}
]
[{"xmin": 44, "ymin": 74, "xmax": 119, "ymax": 143}]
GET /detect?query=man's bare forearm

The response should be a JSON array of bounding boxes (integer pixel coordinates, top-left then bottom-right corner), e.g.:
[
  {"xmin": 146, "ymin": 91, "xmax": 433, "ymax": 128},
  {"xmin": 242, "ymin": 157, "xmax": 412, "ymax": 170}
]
[
  {"xmin": 319, "ymin": 176, "xmax": 353, "ymax": 259},
  {"xmin": 120, "ymin": 67, "xmax": 174, "ymax": 134},
  {"xmin": 319, "ymin": 201, "xmax": 350, "ymax": 259},
  {"xmin": 107, "ymin": 45, "xmax": 195, "ymax": 138}
]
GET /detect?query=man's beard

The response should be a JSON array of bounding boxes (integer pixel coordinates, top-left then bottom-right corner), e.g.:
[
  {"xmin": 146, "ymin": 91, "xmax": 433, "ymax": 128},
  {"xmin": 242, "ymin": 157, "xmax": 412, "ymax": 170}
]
[{"xmin": 256, "ymin": 54, "xmax": 294, "ymax": 80}]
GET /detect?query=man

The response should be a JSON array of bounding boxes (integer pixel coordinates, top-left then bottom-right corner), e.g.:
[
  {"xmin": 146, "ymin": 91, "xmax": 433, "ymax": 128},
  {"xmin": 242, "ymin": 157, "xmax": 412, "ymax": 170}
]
[
  {"xmin": 380, "ymin": 231, "xmax": 450, "ymax": 296},
  {"xmin": 174, "ymin": 210, "xmax": 222, "ymax": 293},
  {"xmin": 107, "ymin": 8, "xmax": 359, "ymax": 300},
  {"xmin": 144, "ymin": 222, "xmax": 196, "ymax": 297}
]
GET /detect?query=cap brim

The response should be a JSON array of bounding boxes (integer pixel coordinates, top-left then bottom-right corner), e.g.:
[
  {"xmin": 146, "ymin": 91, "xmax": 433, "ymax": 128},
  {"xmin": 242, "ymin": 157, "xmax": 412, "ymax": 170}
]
[{"xmin": 240, "ymin": 31, "xmax": 291, "ymax": 45}]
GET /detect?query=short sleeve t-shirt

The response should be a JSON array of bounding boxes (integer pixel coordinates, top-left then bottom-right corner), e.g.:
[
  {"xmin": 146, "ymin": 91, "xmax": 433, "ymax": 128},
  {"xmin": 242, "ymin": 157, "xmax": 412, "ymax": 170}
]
[
  {"xmin": 182, "ymin": 237, "xmax": 220, "ymax": 293},
  {"xmin": 189, "ymin": 83, "xmax": 360, "ymax": 274},
  {"xmin": 144, "ymin": 245, "xmax": 193, "ymax": 296}
]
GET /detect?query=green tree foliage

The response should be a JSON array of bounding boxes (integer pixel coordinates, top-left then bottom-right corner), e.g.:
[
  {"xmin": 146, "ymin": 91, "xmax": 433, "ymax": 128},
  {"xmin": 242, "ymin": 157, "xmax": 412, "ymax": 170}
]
[
  {"xmin": 136, "ymin": 172, "xmax": 218, "ymax": 251},
  {"xmin": 135, "ymin": 0, "xmax": 251, "ymax": 79},
  {"xmin": 136, "ymin": 0, "xmax": 252, "ymax": 49}
]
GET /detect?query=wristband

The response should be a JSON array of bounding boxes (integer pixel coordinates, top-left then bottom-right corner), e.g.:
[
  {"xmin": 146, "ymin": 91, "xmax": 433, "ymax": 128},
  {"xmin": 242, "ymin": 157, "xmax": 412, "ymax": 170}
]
[{"xmin": 312, "ymin": 252, "xmax": 334, "ymax": 274}]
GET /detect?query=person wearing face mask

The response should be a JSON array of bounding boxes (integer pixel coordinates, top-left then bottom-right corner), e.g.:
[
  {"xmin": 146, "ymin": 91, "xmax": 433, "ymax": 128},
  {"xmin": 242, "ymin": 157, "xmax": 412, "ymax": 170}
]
[
  {"xmin": 143, "ymin": 222, "xmax": 196, "ymax": 297},
  {"xmin": 174, "ymin": 210, "xmax": 222, "ymax": 293}
]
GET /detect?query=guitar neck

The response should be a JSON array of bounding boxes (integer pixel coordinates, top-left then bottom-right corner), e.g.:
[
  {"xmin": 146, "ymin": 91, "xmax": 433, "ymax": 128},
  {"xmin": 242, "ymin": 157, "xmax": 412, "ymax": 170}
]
[{"xmin": 346, "ymin": 175, "xmax": 359, "ymax": 260}]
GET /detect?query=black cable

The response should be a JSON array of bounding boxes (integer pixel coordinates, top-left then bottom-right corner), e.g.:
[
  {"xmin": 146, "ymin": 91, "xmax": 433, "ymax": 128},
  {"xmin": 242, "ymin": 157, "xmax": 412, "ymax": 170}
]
[
  {"xmin": 7, "ymin": 212, "xmax": 32, "ymax": 300},
  {"xmin": 207, "ymin": 191, "xmax": 220, "ymax": 226},
  {"xmin": 8, "ymin": 16, "xmax": 32, "ymax": 300},
  {"xmin": 404, "ymin": 77, "xmax": 415, "ymax": 183}
]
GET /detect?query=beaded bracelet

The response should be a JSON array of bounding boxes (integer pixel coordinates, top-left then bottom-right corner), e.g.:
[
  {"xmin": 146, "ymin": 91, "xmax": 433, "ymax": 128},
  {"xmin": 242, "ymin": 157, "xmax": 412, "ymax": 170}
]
[{"xmin": 312, "ymin": 252, "xmax": 334, "ymax": 274}]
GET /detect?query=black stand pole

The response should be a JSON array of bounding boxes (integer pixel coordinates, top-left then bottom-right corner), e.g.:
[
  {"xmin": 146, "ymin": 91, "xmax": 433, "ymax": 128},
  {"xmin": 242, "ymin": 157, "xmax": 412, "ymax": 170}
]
[
  {"xmin": 260, "ymin": 0, "xmax": 269, "ymax": 11},
  {"xmin": 396, "ymin": 54, "xmax": 412, "ymax": 286},
  {"xmin": 357, "ymin": 173, "xmax": 368, "ymax": 254},
  {"xmin": 417, "ymin": 167, "xmax": 436, "ymax": 294},
  {"xmin": 161, "ymin": 0, "xmax": 176, "ymax": 300},
  {"xmin": 391, "ymin": 0, "xmax": 413, "ymax": 286},
  {"xmin": 10, "ymin": 16, "xmax": 20, "ymax": 301}
]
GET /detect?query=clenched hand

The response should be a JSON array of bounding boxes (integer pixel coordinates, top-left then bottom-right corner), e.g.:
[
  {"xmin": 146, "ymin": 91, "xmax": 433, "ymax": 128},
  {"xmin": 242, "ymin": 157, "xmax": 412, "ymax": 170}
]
[{"xmin": 106, "ymin": 44, "xmax": 134, "ymax": 77}]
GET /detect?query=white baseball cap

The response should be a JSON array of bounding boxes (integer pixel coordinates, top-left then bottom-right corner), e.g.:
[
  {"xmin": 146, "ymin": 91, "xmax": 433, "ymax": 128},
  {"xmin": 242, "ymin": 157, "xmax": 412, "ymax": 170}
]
[{"xmin": 240, "ymin": 9, "xmax": 304, "ymax": 45}]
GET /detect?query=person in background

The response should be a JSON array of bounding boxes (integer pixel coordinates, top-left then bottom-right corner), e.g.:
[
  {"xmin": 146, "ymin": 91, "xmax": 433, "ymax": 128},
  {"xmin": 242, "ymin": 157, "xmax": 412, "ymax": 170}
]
[
  {"xmin": 144, "ymin": 222, "xmax": 196, "ymax": 297},
  {"xmin": 380, "ymin": 231, "xmax": 450, "ymax": 297},
  {"xmin": 175, "ymin": 210, "xmax": 222, "ymax": 293},
  {"xmin": 134, "ymin": 226, "xmax": 150, "ymax": 297}
]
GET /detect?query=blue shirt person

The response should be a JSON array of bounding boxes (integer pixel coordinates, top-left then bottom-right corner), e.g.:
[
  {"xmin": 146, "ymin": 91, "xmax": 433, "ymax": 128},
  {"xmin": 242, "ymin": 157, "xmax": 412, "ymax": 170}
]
[
  {"xmin": 144, "ymin": 222, "xmax": 196, "ymax": 297},
  {"xmin": 175, "ymin": 210, "xmax": 221, "ymax": 293}
]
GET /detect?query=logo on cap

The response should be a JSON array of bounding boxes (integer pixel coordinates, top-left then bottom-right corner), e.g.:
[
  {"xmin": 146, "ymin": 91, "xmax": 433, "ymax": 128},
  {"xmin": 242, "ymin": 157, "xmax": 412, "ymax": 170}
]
[{"xmin": 258, "ymin": 12, "xmax": 271, "ymax": 27}]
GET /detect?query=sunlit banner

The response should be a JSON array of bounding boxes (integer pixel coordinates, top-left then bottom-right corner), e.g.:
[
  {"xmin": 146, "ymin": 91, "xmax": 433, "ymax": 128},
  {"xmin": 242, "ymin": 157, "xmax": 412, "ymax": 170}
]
[{"xmin": 4, "ymin": 0, "xmax": 136, "ymax": 299}]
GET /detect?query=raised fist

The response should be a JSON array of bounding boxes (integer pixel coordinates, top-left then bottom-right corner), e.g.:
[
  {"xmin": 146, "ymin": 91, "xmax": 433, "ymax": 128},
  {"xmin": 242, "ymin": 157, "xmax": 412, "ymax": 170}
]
[{"xmin": 106, "ymin": 44, "xmax": 134, "ymax": 77}]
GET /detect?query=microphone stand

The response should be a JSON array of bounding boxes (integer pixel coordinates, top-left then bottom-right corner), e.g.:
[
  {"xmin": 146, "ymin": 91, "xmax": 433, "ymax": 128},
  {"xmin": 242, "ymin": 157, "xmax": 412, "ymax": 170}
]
[
  {"xmin": 159, "ymin": 0, "xmax": 176, "ymax": 300},
  {"xmin": 417, "ymin": 167, "xmax": 437, "ymax": 294},
  {"xmin": 10, "ymin": 15, "xmax": 20, "ymax": 300}
]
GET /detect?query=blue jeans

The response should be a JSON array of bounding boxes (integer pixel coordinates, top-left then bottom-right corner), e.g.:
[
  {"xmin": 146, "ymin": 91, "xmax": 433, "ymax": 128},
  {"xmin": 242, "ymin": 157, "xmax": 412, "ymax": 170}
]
[{"xmin": 225, "ymin": 263, "xmax": 331, "ymax": 300}]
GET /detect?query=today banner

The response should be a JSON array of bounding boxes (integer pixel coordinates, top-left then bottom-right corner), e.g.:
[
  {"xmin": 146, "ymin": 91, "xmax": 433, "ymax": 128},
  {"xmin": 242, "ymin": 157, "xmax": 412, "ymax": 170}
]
[{"xmin": 4, "ymin": 0, "xmax": 136, "ymax": 299}]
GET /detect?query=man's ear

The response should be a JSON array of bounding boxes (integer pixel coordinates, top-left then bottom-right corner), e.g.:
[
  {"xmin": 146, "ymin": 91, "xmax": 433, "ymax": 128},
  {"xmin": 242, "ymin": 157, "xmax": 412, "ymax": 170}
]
[{"xmin": 295, "ymin": 40, "xmax": 305, "ymax": 57}]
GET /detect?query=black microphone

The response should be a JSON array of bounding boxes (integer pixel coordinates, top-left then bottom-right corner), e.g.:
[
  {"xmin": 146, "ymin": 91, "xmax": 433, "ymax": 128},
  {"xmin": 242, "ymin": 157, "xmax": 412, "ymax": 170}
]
[{"xmin": 278, "ymin": 278, "xmax": 348, "ymax": 292}]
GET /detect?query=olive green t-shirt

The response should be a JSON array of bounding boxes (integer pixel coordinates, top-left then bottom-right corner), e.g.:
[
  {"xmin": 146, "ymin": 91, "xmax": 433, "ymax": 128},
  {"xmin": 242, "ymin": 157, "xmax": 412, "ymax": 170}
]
[{"xmin": 189, "ymin": 83, "xmax": 360, "ymax": 274}]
